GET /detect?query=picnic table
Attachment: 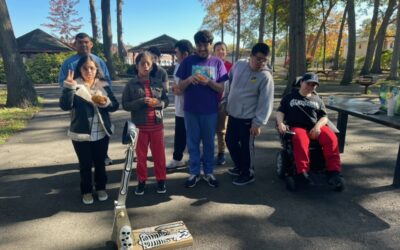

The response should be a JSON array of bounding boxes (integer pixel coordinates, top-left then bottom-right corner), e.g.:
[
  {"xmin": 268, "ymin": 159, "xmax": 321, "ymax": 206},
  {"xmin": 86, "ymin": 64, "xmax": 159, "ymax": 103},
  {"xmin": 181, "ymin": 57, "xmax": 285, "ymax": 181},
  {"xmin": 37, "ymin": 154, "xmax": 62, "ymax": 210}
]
[
  {"xmin": 356, "ymin": 75, "xmax": 378, "ymax": 94},
  {"xmin": 326, "ymin": 98, "xmax": 400, "ymax": 187}
]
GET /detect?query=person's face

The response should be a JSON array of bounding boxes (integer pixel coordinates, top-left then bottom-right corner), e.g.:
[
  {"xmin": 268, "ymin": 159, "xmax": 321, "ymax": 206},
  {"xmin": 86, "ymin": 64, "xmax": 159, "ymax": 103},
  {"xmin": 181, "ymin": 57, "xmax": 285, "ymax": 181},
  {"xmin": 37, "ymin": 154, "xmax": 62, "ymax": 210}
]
[
  {"xmin": 137, "ymin": 55, "xmax": 153, "ymax": 77},
  {"xmin": 80, "ymin": 60, "xmax": 97, "ymax": 83},
  {"xmin": 75, "ymin": 37, "xmax": 93, "ymax": 55},
  {"xmin": 195, "ymin": 42, "xmax": 212, "ymax": 59},
  {"xmin": 249, "ymin": 52, "xmax": 267, "ymax": 71},
  {"xmin": 300, "ymin": 81, "xmax": 318, "ymax": 94},
  {"xmin": 214, "ymin": 44, "xmax": 227, "ymax": 60},
  {"xmin": 175, "ymin": 48, "xmax": 188, "ymax": 63}
]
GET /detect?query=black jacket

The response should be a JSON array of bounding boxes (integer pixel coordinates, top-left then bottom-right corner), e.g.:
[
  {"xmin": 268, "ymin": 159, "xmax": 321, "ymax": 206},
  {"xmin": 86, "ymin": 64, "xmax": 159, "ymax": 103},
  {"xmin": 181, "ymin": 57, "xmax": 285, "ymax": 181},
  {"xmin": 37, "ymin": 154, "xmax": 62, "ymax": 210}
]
[{"xmin": 59, "ymin": 79, "xmax": 119, "ymax": 141}]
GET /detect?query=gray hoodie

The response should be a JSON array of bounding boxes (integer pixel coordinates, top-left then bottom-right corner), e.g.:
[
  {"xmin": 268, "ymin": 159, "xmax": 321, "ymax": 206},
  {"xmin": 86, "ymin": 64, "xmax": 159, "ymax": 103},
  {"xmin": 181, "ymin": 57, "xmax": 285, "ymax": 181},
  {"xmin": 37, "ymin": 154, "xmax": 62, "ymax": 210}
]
[{"xmin": 222, "ymin": 59, "xmax": 274, "ymax": 128}]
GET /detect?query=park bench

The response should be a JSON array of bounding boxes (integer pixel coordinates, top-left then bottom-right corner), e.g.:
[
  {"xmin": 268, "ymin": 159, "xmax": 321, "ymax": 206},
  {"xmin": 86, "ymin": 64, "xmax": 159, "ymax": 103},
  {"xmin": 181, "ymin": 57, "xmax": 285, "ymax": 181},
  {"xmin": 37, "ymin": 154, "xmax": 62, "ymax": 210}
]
[{"xmin": 355, "ymin": 75, "xmax": 378, "ymax": 94}]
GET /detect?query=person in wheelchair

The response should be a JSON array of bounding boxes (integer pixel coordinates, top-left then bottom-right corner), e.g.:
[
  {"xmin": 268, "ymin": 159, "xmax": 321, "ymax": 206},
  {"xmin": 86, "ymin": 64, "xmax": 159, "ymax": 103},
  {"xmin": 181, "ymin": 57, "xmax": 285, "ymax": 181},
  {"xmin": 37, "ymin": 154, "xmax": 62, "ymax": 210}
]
[{"xmin": 275, "ymin": 72, "xmax": 344, "ymax": 191}]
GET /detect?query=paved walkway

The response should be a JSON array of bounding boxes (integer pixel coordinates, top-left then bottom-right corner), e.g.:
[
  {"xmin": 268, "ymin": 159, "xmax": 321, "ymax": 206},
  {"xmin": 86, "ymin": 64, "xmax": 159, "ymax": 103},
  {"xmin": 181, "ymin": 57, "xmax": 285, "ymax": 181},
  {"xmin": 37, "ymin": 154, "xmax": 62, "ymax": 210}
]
[{"xmin": 0, "ymin": 81, "xmax": 399, "ymax": 250}]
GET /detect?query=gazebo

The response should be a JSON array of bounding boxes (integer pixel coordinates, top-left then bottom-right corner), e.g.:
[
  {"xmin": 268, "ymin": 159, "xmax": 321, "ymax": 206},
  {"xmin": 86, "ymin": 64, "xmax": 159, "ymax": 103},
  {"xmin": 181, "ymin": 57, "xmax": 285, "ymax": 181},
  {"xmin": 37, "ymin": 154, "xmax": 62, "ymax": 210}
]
[
  {"xmin": 129, "ymin": 34, "xmax": 178, "ymax": 66},
  {"xmin": 16, "ymin": 29, "xmax": 73, "ymax": 61}
]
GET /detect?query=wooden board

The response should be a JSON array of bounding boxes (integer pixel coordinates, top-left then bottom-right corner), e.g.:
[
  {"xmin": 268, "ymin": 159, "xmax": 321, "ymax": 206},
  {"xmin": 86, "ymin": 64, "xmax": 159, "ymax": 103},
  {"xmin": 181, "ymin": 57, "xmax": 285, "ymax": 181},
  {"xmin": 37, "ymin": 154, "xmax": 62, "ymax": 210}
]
[{"xmin": 132, "ymin": 221, "xmax": 193, "ymax": 250}]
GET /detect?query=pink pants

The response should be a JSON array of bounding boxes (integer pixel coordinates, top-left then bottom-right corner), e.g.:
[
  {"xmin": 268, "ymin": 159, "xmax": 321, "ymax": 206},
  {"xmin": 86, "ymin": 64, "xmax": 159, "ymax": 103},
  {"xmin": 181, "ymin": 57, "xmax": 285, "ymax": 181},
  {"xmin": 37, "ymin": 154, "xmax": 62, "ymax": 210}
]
[
  {"xmin": 291, "ymin": 126, "xmax": 341, "ymax": 174},
  {"xmin": 135, "ymin": 128, "xmax": 166, "ymax": 182}
]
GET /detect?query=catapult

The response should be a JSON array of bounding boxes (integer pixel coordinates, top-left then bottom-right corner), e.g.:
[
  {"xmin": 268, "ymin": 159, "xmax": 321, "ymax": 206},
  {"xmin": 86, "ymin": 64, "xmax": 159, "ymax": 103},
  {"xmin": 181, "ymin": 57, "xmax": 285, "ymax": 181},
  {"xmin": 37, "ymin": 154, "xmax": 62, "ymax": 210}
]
[{"xmin": 111, "ymin": 121, "xmax": 193, "ymax": 250}]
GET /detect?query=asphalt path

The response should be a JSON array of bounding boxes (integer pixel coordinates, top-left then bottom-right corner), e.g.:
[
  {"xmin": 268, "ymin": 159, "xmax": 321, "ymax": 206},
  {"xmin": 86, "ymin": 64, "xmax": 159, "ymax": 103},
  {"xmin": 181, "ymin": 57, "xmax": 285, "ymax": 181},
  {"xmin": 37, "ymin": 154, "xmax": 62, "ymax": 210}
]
[{"xmin": 0, "ymin": 81, "xmax": 399, "ymax": 250}]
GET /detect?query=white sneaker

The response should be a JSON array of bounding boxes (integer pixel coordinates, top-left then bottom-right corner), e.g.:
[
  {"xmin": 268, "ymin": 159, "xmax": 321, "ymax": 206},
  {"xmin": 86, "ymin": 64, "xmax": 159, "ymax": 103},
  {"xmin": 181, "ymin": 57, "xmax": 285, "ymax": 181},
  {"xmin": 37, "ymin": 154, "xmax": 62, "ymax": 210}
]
[
  {"xmin": 82, "ymin": 193, "xmax": 94, "ymax": 205},
  {"xmin": 166, "ymin": 159, "xmax": 185, "ymax": 169},
  {"xmin": 97, "ymin": 190, "xmax": 108, "ymax": 201},
  {"xmin": 104, "ymin": 156, "xmax": 113, "ymax": 166}
]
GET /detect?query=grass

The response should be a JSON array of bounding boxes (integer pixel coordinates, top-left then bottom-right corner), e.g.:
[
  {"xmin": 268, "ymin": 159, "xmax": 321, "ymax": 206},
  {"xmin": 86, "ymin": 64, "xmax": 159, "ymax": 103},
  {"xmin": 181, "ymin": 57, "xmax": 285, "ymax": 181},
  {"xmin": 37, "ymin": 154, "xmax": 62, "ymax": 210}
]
[{"xmin": 0, "ymin": 89, "xmax": 43, "ymax": 145}]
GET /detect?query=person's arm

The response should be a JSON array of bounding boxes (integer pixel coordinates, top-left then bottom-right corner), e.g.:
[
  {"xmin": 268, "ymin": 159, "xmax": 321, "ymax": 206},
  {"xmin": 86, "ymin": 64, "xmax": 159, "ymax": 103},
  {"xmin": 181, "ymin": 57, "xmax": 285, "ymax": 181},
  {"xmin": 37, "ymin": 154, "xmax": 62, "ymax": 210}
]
[
  {"xmin": 58, "ymin": 62, "xmax": 69, "ymax": 87},
  {"xmin": 121, "ymin": 83, "xmax": 146, "ymax": 111},
  {"xmin": 197, "ymin": 77, "xmax": 224, "ymax": 93},
  {"xmin": 309, "ymin": 98, "xmax": 328, "ymax": 139},
  {"xmin": 98, "ymin": 58, "xmax": 112, "ymax": 87},
  {"xmin": 276, "ymin": 111, "xmax": 287, "ymax": 134},
  {"xmin": 251, "ymin": 76, "xmax": 274, "ymax": 135}
]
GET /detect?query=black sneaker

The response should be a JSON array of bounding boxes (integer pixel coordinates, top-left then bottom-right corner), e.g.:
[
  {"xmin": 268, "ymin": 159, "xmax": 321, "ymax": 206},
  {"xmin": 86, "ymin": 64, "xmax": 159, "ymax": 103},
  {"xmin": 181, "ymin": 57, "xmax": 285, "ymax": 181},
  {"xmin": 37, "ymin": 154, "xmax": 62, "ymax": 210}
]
[
  {"xmin": 203, "ymin": 174, "xmax": 219, "ymax": 188},
  {"xmin": 327, "ymin": 172, "xmax": 345, "ymax": 192},
  {"xmin": 185, "ymin": 175, "xmax": 200, "ymax": 188},
  {"xmin": 232, "ymin": 175, "xmax": 255, "ymax": 186},
  {"xmin": 135, "ymin": 181, "xmax": 146, "ymax": 195},
  {"xmin": 216, "ymin": 153, "xmax": 226, "ymax": 165},
  {"xmin": 156, "ymin": 180, "xmax": 166, "ymax": 194},
  {"xmin": 227, "ymin": 167, "xmax": 240, "ymax": 176}
]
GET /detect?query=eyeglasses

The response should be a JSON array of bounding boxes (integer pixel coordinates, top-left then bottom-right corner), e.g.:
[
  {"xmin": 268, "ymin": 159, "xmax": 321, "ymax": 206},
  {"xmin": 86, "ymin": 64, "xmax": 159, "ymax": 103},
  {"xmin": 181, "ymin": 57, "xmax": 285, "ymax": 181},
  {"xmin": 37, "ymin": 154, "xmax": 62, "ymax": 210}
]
[{"xmin": 252, "ymin": 55, "xmax": 267, "ymax": 63}]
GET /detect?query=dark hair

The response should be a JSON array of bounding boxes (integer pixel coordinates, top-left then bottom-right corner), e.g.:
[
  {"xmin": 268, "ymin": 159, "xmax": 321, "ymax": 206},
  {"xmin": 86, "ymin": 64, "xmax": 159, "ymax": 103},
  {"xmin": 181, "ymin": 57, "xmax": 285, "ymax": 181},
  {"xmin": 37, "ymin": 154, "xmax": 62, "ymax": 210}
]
[
  {"xmin": 74, "ymin": 55, "xmax": 105, "ymax": 80},
  {"xmin": 251, "ymin": 43, "xmax": 270, "ymax": 56},
  {"xmin": 194, "ymin": 30, "xmax": 214, "ymax": 44},
  {"xmin": 175, "ymin": 39, "xmax": 193, "ymax": 55},
  {"xmin": 134, "ymin": 51, "xmax": 157, "ymax": 77},
  {"xmin": 147, "ymin": 46, "xmax": 161, "ymax": 58},
  {"xmin": 74, "ymin": 33, "xmax": 91, "ymax": 41},
  {"xmin": 213, "ymin": 41, "xmax": 227, "ymax": 52}
]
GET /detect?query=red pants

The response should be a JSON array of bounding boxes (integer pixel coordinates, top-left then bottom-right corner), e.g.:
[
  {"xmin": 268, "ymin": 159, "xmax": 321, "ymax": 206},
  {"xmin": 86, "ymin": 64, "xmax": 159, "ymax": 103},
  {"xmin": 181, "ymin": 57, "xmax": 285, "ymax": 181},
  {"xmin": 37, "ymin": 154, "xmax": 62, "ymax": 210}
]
[
  {"xmin": 136, "ymin": 128, "xmax": 166, "ymax": 182},
  {"xmin": 291, "ymin": 126, "xmax": 341, "ymax": 174}
]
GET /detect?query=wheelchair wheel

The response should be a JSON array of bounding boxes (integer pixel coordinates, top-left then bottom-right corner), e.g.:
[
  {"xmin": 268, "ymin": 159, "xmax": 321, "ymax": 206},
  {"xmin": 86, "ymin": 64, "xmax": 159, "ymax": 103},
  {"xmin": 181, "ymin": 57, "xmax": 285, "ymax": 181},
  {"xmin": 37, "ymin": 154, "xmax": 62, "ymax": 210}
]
[
  {"xmin": 285, "ymin": 176, "xmax": 296, "ymax": 191},
  {"xmin": 276, "ymin": 150, "xmax": 290, "ymax": 179}
]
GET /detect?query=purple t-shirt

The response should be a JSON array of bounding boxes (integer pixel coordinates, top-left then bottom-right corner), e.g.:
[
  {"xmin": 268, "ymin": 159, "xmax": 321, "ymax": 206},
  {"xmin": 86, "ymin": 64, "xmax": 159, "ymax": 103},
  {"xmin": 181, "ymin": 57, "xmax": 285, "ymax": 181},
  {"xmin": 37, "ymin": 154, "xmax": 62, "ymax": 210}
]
[{"xmin": 176, "ymin": 55, "xmax": 228, "ymax": 114}]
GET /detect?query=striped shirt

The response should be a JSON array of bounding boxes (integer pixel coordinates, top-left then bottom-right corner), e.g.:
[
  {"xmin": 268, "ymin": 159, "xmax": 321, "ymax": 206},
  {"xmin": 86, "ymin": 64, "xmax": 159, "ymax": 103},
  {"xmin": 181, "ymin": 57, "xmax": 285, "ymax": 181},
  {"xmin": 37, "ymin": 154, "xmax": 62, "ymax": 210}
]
[{"xmin": 137, "ymin": 80, "xmax": 163, "ymax": 132}]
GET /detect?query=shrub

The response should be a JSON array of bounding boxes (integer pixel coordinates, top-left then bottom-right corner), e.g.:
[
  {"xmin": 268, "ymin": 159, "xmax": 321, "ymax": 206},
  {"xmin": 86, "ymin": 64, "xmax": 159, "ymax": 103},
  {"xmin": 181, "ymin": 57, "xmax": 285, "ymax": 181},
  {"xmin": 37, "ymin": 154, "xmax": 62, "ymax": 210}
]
[
  {"xmin": 25, "ymin": 52, "xmax": 73, "ymax": 84},
  {"xmin": 0, "ymin": 59, "xmax": 5, "ymax": 84}
]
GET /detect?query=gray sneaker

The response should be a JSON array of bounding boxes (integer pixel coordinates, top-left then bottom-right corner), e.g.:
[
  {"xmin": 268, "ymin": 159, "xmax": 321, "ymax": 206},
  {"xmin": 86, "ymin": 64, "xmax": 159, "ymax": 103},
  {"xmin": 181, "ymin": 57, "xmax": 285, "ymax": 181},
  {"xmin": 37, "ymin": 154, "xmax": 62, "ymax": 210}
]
[
  {"xmin": 185, "ymin": 175, "xmax": 200, "ymax": 188},
  {"xmin": 203, "ymin": 174, "xmax": 219, "ymax": 188}
]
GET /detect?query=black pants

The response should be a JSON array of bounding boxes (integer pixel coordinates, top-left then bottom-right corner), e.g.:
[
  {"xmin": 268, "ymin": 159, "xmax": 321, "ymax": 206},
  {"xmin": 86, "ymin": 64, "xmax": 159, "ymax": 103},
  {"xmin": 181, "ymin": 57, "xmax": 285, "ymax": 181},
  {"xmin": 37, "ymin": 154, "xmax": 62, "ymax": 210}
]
[
  {"xmin": 72, "ymin": 136, "xmax": 109, "ymax": 194},
  {"xmin": 173, "ymin": 116, "xmax": 186, "ymax": 161},
  {"xmin": 225, "ymin": 116, "xmax": 255, "ymax": 177}
]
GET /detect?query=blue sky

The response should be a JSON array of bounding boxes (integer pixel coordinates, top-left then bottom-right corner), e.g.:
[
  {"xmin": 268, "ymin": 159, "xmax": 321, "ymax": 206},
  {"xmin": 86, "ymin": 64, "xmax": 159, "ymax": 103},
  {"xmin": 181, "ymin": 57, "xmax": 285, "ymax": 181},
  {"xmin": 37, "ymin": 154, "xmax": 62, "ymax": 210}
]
[{"xmin": 5, "ymin": 0, "xmax": 211, "ymax": 46}]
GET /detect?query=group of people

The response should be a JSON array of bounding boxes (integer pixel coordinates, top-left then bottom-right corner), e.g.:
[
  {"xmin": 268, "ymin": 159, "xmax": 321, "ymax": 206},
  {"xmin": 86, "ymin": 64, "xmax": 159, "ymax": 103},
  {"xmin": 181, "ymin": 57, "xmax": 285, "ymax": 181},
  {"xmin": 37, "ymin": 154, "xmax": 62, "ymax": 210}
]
[{"xmin": 58, "ymin": 30, "xmax": 343, "ymax": 205}]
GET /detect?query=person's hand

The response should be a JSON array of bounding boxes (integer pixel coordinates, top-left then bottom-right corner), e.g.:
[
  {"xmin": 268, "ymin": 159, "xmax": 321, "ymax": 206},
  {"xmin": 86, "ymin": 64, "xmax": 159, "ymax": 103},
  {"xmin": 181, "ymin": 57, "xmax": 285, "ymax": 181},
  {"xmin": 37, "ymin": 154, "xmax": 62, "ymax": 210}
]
[
  {"xmin": 144, "ymin": 97, "xmax": 159, "ymax": 107},
  {"xmin": 64, "ymin": 70, "xmax": 77, "ymax": 86},
  {"xmin": 172, "ymin": 85, "xmax": 183, "ymax": 95},
  {"xmin": 92, "ymin": 95, "xmax": 107, "ymax": 105},
  {"xmin": 278, "ymin": 123, "xmax": 287, "ymax": 134},
  {"xmin": 187, "ymin": 75, "xmax": 199, "ymax": 85},
  {"xmin": 195, "ymin": 73, "xmax": 210, "ymax": 86},
  {"xmin": 250, "ymin": 126, "xmax": 261, "ymax": 137},
  {"xmin": 309, "ymin": 126, "xmax": 321, "ymax": 140}
]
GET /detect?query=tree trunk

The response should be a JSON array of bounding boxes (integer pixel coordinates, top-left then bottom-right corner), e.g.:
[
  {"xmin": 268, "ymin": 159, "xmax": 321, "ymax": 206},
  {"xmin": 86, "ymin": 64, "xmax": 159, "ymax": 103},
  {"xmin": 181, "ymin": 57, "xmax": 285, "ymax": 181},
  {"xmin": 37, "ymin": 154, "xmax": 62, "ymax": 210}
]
[
  {"xmin": 285, "ymin": 0, "xmax": 306, "ymax": 95},
  {"xmin": 0, "ymin": 0, "xmax": 37, "ymax": 107},
  {"xmin": 235, "ymin": 0, "xmax": 241, "ymax": 61},
  {"xmin": 271, "ymin": 0, "xmax": 277, "ymax": 70},
  {"xmin": 387, "ymin": 0, "xmax": 400, "ymax": 80},
  {"xmin": 309, "ymin": 0, "xmax": 336, "ymax": 59},
  {"xmin": 89, "ymin": 0, "xmax": 99, "ymax": 41},
  {"xmin": 360, "ymin": 0, "xmax": 379, "ymax": 75},
  {"xmin": 340, "ymin": 0, "xmax": 355, "ymax": 85},
  {"xmin": 117, "ymin": 0, "xmax": 125, "ymax": 61},
  {"xmin": 101, "ymin": 0, "xmax": 116, "ymax": 79},
  {"xmin": 371, "ymin": 0, "xmax": 396, "ymax": 74},
  {"xmin": 332, "ymin": 5, "xmax": 347, "ymax": 70},
  {"xmin": 322, "ymin": 1, "xmax": 326, "ymax": 71},
  {"xmin": 258, "ymin": 0, "xmax": 267, "ymax": 43},
  {"xmin": 221, "ymin": 24, "xmax": 224, "ymax": 43}
]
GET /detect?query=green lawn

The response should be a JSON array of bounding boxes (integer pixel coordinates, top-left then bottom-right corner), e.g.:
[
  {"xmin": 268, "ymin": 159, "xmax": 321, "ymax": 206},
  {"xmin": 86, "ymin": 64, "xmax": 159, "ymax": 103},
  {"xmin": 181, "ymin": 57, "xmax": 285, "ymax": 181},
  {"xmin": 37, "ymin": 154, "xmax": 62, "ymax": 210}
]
[{"xmin": 0, "ymin": 89, "xmax": 42, "ymax": 144}]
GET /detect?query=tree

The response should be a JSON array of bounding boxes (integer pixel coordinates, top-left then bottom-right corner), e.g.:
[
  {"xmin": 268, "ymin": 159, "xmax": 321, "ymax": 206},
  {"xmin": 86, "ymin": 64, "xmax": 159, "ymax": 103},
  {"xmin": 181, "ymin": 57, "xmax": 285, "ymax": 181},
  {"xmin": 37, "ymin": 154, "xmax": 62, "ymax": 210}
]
[
  {"xmin": 285, "ymin": 0, "xmax": 306, "ymax": 95},
  {"xmin": 332, "ymin": 5, "xmax": 347, "ymax": 70},
  {"xmin": 258, "ymin": 0, "xmax": 268, "ymax": 42},
  {"xmin": 201, "ymin": 0, "xmax": 235, "ymax": 43},
  {"xmin": 89, "ymin": 0, "xmax": 99, "ymax": 41},
  {"xmin": 308, "ymin": 0, "xmax": 337, "ymax": 60},
  {"xmin": 42, "ymin": 0, "xmax": 83, "ymax": 42},
  {"xmin": 387, "ymin": 0, "xmax": 400, "ymax": 80},
  {"xmin": 101, "ymin": 0, "xmax": 116, "ymax": 79},
  {"xmin": 235, "ymin": 0, "xmax": 241, "ymax": 61},
  {"xmin": 340, "ymin": 0, "xmax": 355, "ymax": 85},
  {"xmin": 370, "ymin": 0, "xmax": 396, "ymax": 74},
  {"xmin": 359, "ymin": 0, "xmax": 379, "ymax": 75},
  {"xmin": 0, "ymin": 0, "xmax": 37, "ymax": 107},
  {"xmin": 117, "ymin": 0, "xmax": 125, "ymax": 61}
]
